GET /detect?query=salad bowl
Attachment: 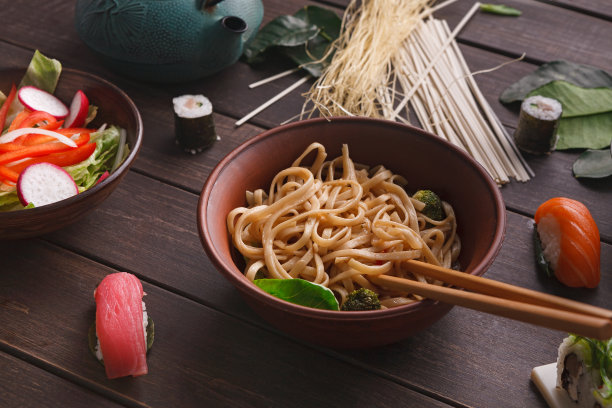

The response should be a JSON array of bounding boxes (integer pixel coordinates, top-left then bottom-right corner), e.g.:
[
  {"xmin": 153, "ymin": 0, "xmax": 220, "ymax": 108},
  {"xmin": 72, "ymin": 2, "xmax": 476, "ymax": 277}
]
[
  {"xmin": 0, "ymin": 68, "xmax": 142, "ymax": 240},
  {"xmin": 197, "ymin": 117, "xmax": 506, "ymax": 348}
]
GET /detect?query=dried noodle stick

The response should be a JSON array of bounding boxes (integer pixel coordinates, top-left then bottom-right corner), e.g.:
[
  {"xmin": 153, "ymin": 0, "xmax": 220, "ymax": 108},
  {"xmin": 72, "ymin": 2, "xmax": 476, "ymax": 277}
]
[{"xmin": 302, "ymin": 0, "xmax": 532, "ymax": 184}]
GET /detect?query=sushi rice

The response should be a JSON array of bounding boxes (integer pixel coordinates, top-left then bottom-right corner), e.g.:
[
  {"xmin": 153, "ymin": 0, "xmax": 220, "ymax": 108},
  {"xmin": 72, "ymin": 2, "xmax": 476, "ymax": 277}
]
[{"xmin": 556, "ymin": 335, "xmax": 612, "ymax": 407}]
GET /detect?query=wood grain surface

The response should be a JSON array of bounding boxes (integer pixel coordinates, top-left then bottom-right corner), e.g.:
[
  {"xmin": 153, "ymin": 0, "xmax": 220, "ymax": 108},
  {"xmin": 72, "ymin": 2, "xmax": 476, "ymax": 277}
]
[{"xmin": 1, "ymin": 0, "xmax": 611, "ymax": 407}]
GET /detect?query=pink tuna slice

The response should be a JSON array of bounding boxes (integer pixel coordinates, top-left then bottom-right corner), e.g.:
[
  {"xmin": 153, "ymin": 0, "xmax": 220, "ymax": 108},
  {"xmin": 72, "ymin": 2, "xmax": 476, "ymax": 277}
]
[{"xmin": 94, "ymin": 272, "xmax": 148, "ymax": 379}]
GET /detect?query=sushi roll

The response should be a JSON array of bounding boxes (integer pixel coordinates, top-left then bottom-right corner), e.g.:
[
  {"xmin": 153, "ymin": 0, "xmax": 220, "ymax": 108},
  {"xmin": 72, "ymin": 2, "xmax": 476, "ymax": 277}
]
[
  {"xmin": 534, "ymin": 197, "xmax": 600, "ymax": 288},
  {"xmin": 556, "ymin": 335, "xmax": 612, "ymax": 407},
  {"xmin": 173, "ymin": 94, "xmax": 218, "ymax": 155},
  {"xmin": 514, "ymin": 95, "xmax": 562, "ymax": 154},
  {"xmin": 89, "ymin": 272, "xmax": 154, "ymax": 379}
]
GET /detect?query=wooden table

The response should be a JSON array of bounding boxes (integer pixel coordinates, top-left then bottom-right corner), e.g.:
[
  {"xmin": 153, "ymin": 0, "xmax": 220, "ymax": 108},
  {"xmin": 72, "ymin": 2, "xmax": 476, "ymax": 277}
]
[{"xmin": 1, "ymin": 1, "xmax": 611, "ymax": 407}]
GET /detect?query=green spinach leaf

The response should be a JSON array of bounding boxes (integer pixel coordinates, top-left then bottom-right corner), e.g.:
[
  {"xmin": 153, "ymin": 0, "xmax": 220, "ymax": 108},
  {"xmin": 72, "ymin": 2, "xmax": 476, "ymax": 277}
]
[{"xmin": 254, "ymin": 278, "xmax": 340, "ymax": 311}]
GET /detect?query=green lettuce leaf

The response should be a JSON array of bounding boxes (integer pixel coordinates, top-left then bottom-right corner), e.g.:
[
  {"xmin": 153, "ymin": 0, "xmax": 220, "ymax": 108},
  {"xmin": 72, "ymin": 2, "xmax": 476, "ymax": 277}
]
[
  {"xmin": 254, "ymin": 278, "xmax": 340, "ymax": 310},
  {"xmin": 3, "ymin": 50, "xmax": 63, "ymax": 132},
  {"xmin": 0, "ymin": 191, "xmax": 22, "ymax": 211},
  {"xmin": 19, "ymin": 50, "xmax": 62, "ymax": 93},
  {"xmin": 65, "ymin": 126, "xmax": 129, "ymax": 191}
]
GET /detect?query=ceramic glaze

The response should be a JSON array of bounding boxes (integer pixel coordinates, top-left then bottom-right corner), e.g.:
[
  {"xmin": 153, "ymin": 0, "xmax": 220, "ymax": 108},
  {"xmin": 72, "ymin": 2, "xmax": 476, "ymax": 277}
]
[{"xmin": 75, "ymin": 0, "xmax": 263, "ymax": 82}]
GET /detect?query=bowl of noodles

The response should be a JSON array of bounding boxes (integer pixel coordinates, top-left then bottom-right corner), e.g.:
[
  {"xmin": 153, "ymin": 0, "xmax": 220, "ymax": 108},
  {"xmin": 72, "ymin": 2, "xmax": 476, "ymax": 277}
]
[{"xmin": 198, "ymin": 117, "xmax": 506, "ymax": 349}]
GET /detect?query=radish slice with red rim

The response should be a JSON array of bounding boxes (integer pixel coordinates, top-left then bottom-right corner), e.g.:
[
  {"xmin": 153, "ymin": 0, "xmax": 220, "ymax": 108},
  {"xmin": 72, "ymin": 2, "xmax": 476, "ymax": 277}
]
[
  {"xmin": 17, "ymin": 162, "xmax": 78, "ymax": 207},
  {"xmin": 64, "ymin": 90, "xmax": 89, "ymax": 128},
  {"xmin": 18, "ymin": 86, "xmax": 69, "ymax": 119}
]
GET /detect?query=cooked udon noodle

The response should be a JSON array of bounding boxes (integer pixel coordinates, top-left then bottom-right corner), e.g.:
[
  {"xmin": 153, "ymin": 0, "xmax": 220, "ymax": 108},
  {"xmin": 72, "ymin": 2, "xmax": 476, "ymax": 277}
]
[{"xmin": 227, "ymin": 143, "xmax": 461, "ymax": 309}]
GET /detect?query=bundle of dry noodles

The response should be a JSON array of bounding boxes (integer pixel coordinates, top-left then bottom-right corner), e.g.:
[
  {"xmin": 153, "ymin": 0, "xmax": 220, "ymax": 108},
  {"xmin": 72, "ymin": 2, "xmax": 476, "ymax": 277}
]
[
  {"xmin": 227, "ymin": 143, "xmax": 460, "ymax": 309},
  {"xmin": 301, "ymin": 0, "xmax": 532, "ymax": 184}
]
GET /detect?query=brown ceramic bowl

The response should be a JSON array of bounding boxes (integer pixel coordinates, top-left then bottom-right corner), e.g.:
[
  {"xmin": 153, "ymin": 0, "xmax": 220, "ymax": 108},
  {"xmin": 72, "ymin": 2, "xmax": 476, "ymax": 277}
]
[
  {"xmin": 0, "ymin": 68, "xmax": 142, "ymax": 239},
  {"xmin": 198, "ymin": 117, "xmax": 506, "ymax": 348}
]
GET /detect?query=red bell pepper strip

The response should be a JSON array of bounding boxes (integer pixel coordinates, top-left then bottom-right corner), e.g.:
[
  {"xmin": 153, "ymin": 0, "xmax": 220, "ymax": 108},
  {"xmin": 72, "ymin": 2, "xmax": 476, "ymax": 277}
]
[
  {"xmin": 8, "ymin": 142, "xmax": 96, "ymax": 173},
  {"xmin": 0, "ymin": 143, "xmax": 25, "ymax": 153},
  {"xmin": 40, "ymin": 120, "xmax": 64, "ymax": 130},
  {"xmin": 56, "ymin": 127, "xmax": 94, "ymax": 136},
  {"xmin": 0, "ymin": 165, "xmax": 19, "ymax": 183},
  {"xmin": 0, "ymin": 84, "xmax": 17, "ymax": 131},
  {"xmin": 0, "ymin": 131, "xmax": 90, "ymax": 153},
  {"xmin": 15, "ymin": 110, "xmax": 57, "ymax": 129},
  {"xmin": 7, "ymin": 109, "xmax": 32, "ymax": 131},
  {"xmin": 0, "ymin": 133, "xmax": 91, "ymax": 165}
]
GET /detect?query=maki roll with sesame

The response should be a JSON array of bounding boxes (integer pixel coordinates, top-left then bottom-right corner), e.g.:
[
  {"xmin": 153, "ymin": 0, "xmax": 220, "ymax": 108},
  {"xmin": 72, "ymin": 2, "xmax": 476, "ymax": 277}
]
[
  {"xmin": 173, "ymin": 94, "xmax": 217, "ymax": 154},
  {"xmin": 514, "ymin": 95, "xmax": 562, "ymax": 154}
]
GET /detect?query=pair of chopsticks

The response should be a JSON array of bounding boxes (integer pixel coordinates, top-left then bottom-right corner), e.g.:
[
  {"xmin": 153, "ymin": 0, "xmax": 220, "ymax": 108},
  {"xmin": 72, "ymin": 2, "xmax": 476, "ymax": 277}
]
[{"xmin": 370, "ymin": 260, "xmax": 612, "ymax": 340}]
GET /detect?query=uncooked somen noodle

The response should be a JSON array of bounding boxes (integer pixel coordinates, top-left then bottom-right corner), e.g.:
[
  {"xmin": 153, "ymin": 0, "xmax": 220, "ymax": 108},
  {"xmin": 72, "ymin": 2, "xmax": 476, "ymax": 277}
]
[{"xmin": 227, "ymin": 143, "xmax": 461, "ymax": 309}]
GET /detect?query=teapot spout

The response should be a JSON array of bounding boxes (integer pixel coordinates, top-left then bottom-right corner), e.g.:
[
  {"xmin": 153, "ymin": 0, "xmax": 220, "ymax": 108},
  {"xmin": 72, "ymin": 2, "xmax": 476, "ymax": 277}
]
[{"xmin": 221, "ymin": 15, "xmax": 248, "ymax": 34}]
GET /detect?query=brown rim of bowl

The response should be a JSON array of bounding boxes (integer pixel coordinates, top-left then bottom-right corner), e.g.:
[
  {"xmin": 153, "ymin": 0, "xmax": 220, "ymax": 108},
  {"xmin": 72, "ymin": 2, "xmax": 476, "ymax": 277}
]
[
  {"xmin": 198, "ymin": 116, "xmax": 507, "ymax": 322},
  {"xmin": 0, "ymin": 67, "xmax": 143, "ymax": 215}
]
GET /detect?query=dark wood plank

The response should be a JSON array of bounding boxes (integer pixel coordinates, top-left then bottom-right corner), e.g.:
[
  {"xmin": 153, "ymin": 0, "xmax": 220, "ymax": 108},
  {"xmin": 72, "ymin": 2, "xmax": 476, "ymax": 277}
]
[
  {"xmin": 41, "ymin": 168, "xmax": 612, "ymax": 408},
  {"xmin": 544, "ymin": 0, "xmax": 612, "ymax": 19},
  {"xmin": 0, "ymin": 352, "xmax": 124, "ymax": 408},
  {"xmin": 336, "ymin": 210, "xmax": 612, "ymax": 408},
  {"xmin": 435, "ymin": 0, "xmax": 612, "ymax": 69},
  {"xmin": 0, "ymin": 240, "xmax": 451, "ymax": 408}
]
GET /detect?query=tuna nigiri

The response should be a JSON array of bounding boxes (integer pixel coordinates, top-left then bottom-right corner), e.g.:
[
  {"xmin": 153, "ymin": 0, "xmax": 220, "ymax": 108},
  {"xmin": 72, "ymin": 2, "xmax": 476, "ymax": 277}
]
[
  {"xmin": 534, "ymin": 197, "xmax": 600, "ymax": 288},
  {"xmin": 93, "ymin": 272, "xmax": 152, "ymax": 379}
]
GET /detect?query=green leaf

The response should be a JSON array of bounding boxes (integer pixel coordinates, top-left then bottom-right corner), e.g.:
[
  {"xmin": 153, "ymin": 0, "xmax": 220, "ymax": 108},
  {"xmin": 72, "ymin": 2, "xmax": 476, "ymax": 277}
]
[
  {"xmin": 243, "ymin": 15, "xmax": 320, "ymax": 63},
  {"xmin": 242, "ymin": 6, "xmax": 341, "ymax": 76},
  {"xmin": 500, "ymin": 60, "xmax": 612, "ymax": 104},
  {"xmin": 556, "ymin": 111, "xmax": 612, "ymax": 150},
  {"xmin": 294, "ymin": 5, "xmax": 341, "ymax": 40},
  {"xmin": 282, "ymin": 37, "xmax": 332, "ymax": 77},
  {"xmin": 533, "ymin": 228, "xmax": 553, "ymax": 278},
  {"xmin": 480, "ymin": 3, "xmax": 521, "ymax": 16},
  {"xmin": 284, "ymin": 6, "xmax": 342, "ymax": 76},
  {"xmin": 254, "ymin": 278, "xmax": 340, "ymax": 311},
  {"xmin": 19, "ymin": 50, "xmax": 62, "ymax": 93},
  {"xmin": 527, "ymin": 81, "xmax": 612, "ymax": 118},
  {"xmin": 573, "ymin": 148, "xmax": 612, "ymax": 178}
]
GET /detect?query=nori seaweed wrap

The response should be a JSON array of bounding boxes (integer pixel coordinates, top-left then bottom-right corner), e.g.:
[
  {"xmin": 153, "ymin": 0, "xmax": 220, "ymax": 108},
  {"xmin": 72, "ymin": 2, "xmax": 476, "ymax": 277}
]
[
  {"xmin": 513, "ymin": 95, "xmax": 562, "ymax": 154},
  {"xmin": 173, "ymin": 94, "xmax": 217, "ymax": 154}
]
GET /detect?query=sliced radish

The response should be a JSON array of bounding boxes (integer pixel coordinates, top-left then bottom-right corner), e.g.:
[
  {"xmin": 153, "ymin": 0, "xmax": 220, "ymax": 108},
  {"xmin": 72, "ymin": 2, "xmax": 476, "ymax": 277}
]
[
  {"xmin": 17, "ymin": 162, "xmax": 78, "ymax": 207},
  {"xmin": 18, "ymin": 86, "xmax": 69, "ymax": 119},
  {"xmin": 64, "ymin": 90, "xmax": 89, "ymax": 128},
  {"xmin": 96, "ymin": 171, "xmax": 110, "ymax": 185}
]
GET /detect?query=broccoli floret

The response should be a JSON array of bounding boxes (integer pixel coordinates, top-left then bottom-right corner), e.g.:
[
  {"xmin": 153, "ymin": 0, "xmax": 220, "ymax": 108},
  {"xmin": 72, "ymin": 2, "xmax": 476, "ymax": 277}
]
[
  {"xmin": 341, "ymin": 288, "xmax": 381, "ymax": 311},
  {"xmin": 412, "ymin": 189, "xmax": 445, "ymax": 221}
]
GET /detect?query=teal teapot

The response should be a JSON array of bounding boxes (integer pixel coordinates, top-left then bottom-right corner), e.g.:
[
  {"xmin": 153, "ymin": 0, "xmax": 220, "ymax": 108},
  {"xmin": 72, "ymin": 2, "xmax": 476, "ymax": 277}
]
[{"xmin": 75, "ymin": 0, "xmax": 263, "ymax": 82}]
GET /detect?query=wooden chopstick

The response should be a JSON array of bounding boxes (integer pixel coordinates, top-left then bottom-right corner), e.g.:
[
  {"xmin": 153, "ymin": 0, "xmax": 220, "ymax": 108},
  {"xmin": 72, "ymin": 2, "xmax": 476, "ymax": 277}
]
[{"xmin": 370, "ymin": 260, "xmax": 612, "ymax": 340}]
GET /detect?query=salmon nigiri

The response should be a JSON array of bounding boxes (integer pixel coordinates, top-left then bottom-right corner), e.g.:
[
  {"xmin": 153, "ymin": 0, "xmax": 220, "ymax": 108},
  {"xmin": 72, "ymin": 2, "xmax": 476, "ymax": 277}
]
[
  {"xmin": 534, "ymin": 197, "xmax": 600, "ymax": 288},
  {"xmin": 94, "ymin": 272, "xmax": 150, "ymax": 379}
]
